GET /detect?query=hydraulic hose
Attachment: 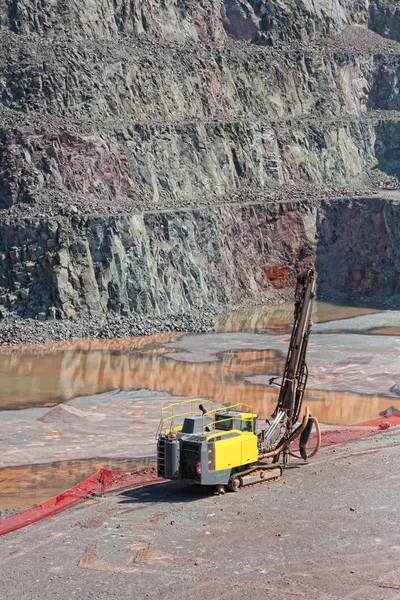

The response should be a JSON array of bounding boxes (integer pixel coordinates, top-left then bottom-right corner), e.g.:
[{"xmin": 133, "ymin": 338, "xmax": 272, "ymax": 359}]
[
  {"xmin": 289, "ymin": 415, "xmax": 321, "ymax": 460},
  {"xmin": 258, "ymin": 406, "xmax": 310, "ymax": 459}
]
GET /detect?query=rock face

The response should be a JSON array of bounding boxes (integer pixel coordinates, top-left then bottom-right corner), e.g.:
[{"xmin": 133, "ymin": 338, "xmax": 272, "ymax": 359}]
[
  {"xmin": 0, "ymin": 202, "xmax": 317, "ymax": 320},
  {"xmin": 0, "ymin": 1, "xmax": 399, "ymax": 330},
  {"xmin": 316, "ymin": 197, "xmax": 400, "ymax": 307},
  {"xmin": 1, "ymin": 197, "xmax": 400, "ymax": 324},
  {"xmin": 369, "ymin": 1, "xmax": 400, "ymax": 42},
  {"xmin": 0, "ymin": 120, "xmax": 373, "ymax": 213},
  {"xmin": 0, "ymin": 1, "xmax": 369, "ymax": 43},
  {"xmin": 0, "ymin": 1, "xmax": 399, "ymax": 216}
]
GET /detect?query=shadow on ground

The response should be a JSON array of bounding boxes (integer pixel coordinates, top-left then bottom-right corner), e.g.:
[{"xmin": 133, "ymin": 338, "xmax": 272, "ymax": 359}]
[
  {"xmin": 117, "ymin": 480, "xmax": 218, "ymax": 505},
  {"xmin": 117, "ymin": 466, "xmax": 303, "ymax": 506}
]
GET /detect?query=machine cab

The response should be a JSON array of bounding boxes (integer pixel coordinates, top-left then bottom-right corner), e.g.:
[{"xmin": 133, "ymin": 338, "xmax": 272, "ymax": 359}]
[
  {"xmin": 213, "ymin": 410, "xmax": 257, "ymax": 434},
  {"xmin": 178, "ymin": 406, "xmax": 257, "ymax": 437}
]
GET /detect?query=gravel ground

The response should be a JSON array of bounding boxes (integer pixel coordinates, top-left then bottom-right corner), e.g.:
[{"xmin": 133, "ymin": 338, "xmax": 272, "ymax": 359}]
[
  {"xmin": 0, "ymin": 428, "xmax": 399, "ymax": 600},
  {"xmin": 0, "ymin": 313, "xmax": 216, "ymax": 346},
  {"xmin": 0, "ymin": 508, "xmax": 26, "ymax": 518},
  {"xmin": 0, "ymin": 181, "xmax": 383, "ymax": 220},
  {"xmin": 319, "ymin": 25, "xmax": 400, "ymax": 54},
  {"xmin": 0, "ymin": 290, "xmax": 297, "ymax": 346},
  {"xmin": 0, "ymin": 179, "xmax": 398, "ymax": 220}
]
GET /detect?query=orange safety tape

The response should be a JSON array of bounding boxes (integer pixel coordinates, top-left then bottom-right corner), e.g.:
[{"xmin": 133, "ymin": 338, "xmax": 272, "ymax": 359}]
[
  {"xmin": 290, "ymin": 411, "xmax": 400, "ymax": 451},
  {"xmin": 2, "ymin": 413, "xmax": 399, "ymax": 537},
  {"xmin": 0, "ymin": 467, "xmax": 161, "ymax": 537}
]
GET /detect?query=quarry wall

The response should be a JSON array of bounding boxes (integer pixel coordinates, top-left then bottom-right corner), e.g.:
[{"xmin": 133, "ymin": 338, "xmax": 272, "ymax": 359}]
[
  {"xmin": 0, "ymin": 1, "xmax": 399, "ymax": 325},
  {"xmin": 1, "ymin": 197, "xmax": 399, "ymax": 322}
]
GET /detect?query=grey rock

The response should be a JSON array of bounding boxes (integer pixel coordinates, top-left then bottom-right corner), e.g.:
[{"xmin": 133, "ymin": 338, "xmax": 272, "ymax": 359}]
[{"xmin": 0, "ymin": 1, "xmax": 398, "ymax": 345}]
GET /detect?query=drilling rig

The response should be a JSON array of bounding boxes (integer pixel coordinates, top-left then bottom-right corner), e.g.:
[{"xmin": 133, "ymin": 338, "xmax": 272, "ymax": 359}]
[{"xmin": 156, "ymin": 268, "xmax": 320, "ymax": 493}]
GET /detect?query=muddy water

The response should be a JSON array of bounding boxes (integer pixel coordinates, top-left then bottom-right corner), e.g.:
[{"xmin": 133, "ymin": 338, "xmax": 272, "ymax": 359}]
[
  {"xmin": 0, "ymin": 303, "xmax": 397, "ymax": 423},
  {"xmin": 0, "ymin": 332, "xmax": 179, "ymax": 410},
  {"xmin": 216, "ymin": 303, "xmax": 380, "ymax": 333},
  {"xmin": 0, "ymin": 302, "xmax": 398, "ymax": 509},
  {"xmin": 0, "ymin": 303, "xmax": 380, "ymax": 410},
  {"xmin": 0, "ymin": 457, "xmax": 154, "ymax": 509}
]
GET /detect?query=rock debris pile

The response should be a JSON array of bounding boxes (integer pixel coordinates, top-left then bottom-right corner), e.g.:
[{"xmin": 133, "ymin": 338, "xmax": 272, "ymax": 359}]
[{"xmin": 0, "ymin": 313, "xmax": 217, "ymax": 346}]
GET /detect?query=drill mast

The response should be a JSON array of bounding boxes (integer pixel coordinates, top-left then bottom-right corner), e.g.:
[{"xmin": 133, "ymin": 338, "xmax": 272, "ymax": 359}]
[{"xmin": 275, "ymin": 268, "xmax": 316, "ymax": 426}]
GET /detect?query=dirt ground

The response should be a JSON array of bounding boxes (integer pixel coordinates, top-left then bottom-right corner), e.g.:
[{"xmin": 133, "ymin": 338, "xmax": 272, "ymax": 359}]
[{"xmin": 0, "ymin": 428, "xmax": 399, "ymax": 600}]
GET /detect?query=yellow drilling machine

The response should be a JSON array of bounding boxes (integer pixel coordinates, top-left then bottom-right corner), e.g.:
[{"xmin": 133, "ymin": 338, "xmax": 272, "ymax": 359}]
[{"xmin": 156, "ymin": 269, "xmax": 320, "ymax": 493}]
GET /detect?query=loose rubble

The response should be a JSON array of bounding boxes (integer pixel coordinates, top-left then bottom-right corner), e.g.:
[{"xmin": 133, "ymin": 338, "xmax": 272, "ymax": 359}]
[{"xmin": 0, "ymin": 313, "xmax": 217, "ymax": 346}]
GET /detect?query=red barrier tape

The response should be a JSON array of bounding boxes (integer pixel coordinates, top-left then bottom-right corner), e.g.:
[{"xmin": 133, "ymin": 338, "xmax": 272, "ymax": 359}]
[
  {"xmin": 318, "ymin": 425, "xmax": 380, "ymax": 445},
  {"xmin": 1, "ymin": 412, "xmax": 399, "ymax": 537},
  {"xmin": 0, "ymin": 467, "xmax": 160, "ymax": 537},
  {"xmin": 356, "ymin": 410, "xmax": 400, "ymax": 429},
  {"xmin": 294, "ymin": 411, "xmax": 400, "ymax": 449}
]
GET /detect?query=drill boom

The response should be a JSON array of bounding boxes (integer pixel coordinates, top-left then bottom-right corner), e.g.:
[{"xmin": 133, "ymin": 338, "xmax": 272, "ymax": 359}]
[{"xmin": 275, "ymin": 269, "xmax": 316, "ymax": 428}]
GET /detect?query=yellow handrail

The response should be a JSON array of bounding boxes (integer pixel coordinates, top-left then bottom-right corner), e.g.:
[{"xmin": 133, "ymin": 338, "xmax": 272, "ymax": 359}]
[
  {"xmin": 157, "ymin": 400, "xmax": 257, "ymax": 437},
  {"xmin": 156, "ymin": 398, "xmax": 214, "ymax": 437}
]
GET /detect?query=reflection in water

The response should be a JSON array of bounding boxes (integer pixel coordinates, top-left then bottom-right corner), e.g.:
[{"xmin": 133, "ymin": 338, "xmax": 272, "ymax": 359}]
[
  {"xmin": 216, "ymin": 302, "xmax": 379, "ymax": 333},
  {"xmin": 0, "ymin": 332, "xmax": 180, "ymax": 409},
  {"xmin": 370, "ymin": 327, "xmax": 400, "ymax": 336},
  {"xmin": 0, "ymin": 335, "xmax": 398, "ymax": 425},
  {"xmin": 0, "ymin": 302, "xmax": 382, "ymax": 411},
  {"xmin": 0, "ymin": 457, "xmax": 154, "ymax": 509},
  {"xmin": 0, "ymin": 302, "xmax": 398, "ymax": 509}
]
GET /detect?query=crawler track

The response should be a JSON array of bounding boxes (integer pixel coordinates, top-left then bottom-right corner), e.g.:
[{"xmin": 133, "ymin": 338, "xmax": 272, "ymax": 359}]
[{"xmin": 227, "ymin": 464, "xmax": 282, "ymax": 491}]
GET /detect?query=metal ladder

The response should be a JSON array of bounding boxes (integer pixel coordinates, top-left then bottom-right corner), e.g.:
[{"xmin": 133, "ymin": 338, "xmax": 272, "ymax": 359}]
[{"xmin": 157, "ymin": 437, "xmax": 166, "ymax": 477}]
